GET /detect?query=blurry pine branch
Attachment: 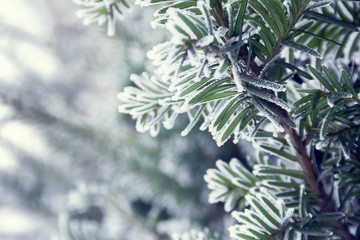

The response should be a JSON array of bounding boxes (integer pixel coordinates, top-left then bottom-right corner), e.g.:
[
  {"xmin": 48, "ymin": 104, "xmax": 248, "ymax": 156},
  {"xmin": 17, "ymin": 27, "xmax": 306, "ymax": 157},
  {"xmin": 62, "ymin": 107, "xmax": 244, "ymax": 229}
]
[{"xmin": 0, "ymin": 1, "xmax": 238, "ymax": 239}]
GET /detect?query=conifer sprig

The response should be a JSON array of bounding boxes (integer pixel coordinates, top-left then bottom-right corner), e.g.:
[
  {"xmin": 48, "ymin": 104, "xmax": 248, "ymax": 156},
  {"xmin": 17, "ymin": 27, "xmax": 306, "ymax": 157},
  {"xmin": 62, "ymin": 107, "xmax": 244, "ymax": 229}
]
[{"xmin": 74, "ymin": 0, "xmax": 360, "ymax": 239}]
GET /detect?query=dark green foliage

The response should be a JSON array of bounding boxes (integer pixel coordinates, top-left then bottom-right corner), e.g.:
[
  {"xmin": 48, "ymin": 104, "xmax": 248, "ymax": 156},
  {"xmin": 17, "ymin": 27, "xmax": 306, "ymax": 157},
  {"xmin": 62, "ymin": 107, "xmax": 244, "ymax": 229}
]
[{"xmin": 76, "ymin": 0, "xmax": 360, "ymax": 239}]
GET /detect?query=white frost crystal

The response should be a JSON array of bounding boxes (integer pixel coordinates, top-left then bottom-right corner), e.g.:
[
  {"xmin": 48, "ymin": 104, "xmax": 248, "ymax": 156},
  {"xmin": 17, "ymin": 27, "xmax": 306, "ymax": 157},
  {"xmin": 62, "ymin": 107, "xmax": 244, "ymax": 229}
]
[
  {"xmin": 230, "ymin": 189, "xmax": 294, "ymax": 239},
  {"xmin": 197, "ymin": 35, "xmax": 215, "ymax": 48}
]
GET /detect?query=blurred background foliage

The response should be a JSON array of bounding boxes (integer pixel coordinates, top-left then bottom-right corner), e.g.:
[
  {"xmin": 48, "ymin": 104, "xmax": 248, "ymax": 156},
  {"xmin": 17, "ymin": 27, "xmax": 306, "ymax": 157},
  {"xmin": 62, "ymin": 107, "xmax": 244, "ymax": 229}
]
[{"xmin": 0, "ymin": 0, "xmax": 247, "ymax": 239}]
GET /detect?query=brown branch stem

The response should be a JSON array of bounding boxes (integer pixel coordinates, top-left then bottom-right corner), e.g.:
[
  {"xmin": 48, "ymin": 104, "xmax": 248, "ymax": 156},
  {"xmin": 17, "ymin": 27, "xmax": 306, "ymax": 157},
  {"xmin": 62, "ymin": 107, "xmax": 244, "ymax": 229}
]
[{"xmin": 282, "ymin": 123, "xmax": 355, "ymax": 240}]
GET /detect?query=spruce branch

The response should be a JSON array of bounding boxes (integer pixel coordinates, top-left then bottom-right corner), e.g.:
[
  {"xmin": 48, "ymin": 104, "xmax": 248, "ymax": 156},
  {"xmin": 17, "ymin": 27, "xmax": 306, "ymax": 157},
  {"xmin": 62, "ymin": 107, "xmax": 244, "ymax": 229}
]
[
  {"xmin": 252, "ymin": 80, "xmax": 356, "ymax": 238},
  {"xmin": 229, "ymin": 0, "xmax": 356, "ymax": 236},
  {"xmin": 263, "ymin": 0, "xmax": 311, "ymax": 65},
  {"xmin": 95, "ymin": 0, "xmax": 360, "ymax": 238},
  {"xmin": 282, "ymin": 109, "xmax": 355, "ymax": 240}
]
